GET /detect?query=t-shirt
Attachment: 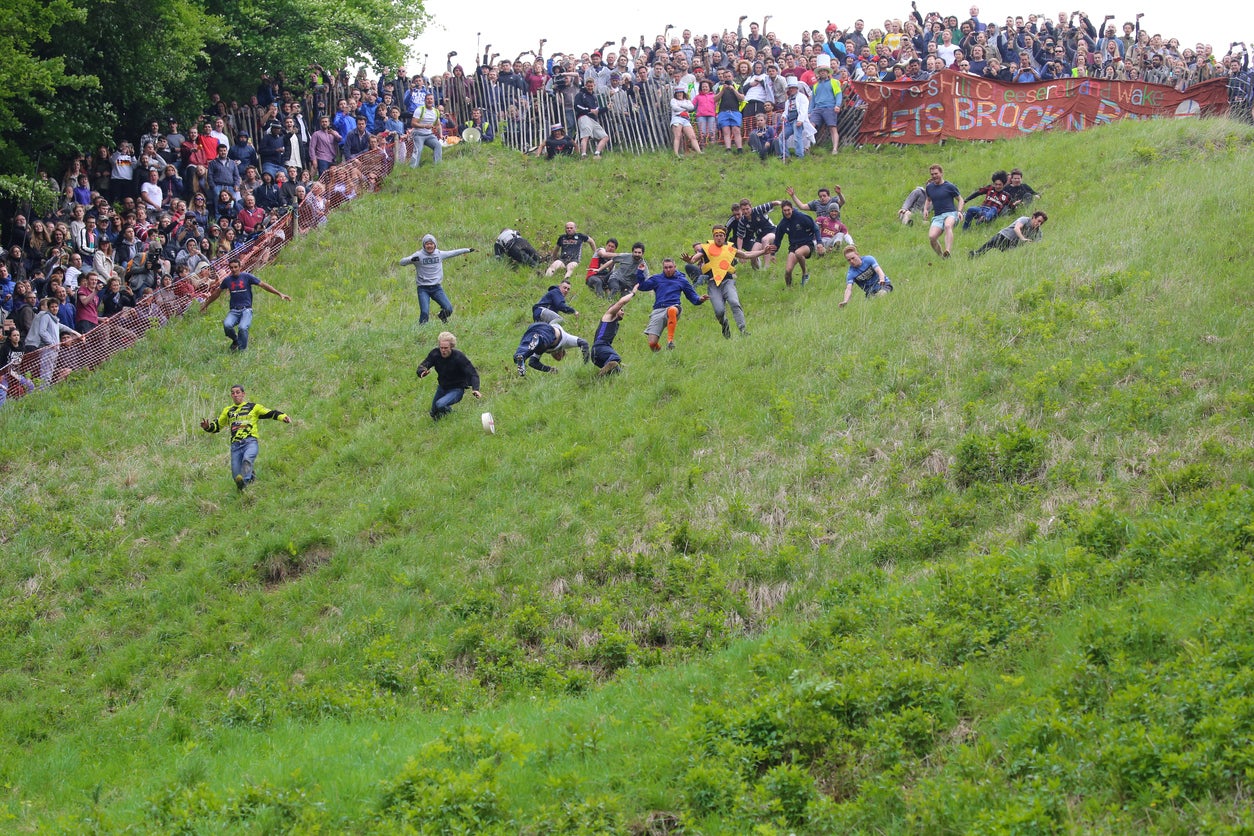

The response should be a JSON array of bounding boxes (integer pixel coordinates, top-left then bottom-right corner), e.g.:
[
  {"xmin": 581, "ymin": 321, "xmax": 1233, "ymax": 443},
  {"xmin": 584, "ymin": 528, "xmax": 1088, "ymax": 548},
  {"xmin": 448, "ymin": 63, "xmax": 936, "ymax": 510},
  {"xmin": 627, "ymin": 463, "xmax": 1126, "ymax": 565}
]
[
  {"xmin": 593, "ymin": 317, "xmax": 620, "ymax": 347},
  {"xmin": 556, "ymin": 233, "xmax": 591, "ymax": 263},
  {"xmin": 846, "ymin": 255, "xmax": 882, "ymax": 290},
  {"xmin": 925, "ymin": 180, "xmax": 961, "ymax": 214},
  {"xmin": 220, "ymin": 272, "xmax": 261, "ymax": 309}
]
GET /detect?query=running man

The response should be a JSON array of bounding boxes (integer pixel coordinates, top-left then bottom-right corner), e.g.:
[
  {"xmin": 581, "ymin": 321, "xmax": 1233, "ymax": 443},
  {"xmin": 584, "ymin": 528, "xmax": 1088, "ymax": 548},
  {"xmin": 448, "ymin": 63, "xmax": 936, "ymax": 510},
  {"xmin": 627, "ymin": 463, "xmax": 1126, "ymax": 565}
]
[
  {"xmin": 685, "ymin": 224, "xmax": 765, "ymax": 338},
  {"xmin": 416, "ymin": 331, "xmax": 482, "ymax": 420},
  {"xmin": 923, "ymin": 164, "xmax": 964, "ymax": 258},
  {"xmin": 635, "ymin": 257, "xmax": 709, "ymax": 351},
  {"xmin": 199, "ymin": 257, "xmax": 291, "ymax": 351},
  {"xmin": 399, "ymin": 234, "xmax": 474, "ymax": 324},
  {"xmin": 200, "ymin": 383, "xmax": 291, "ymax": 491},
  {"xmin": 772, "ymin": 200, "xmax": 823, "ymax": 287}
]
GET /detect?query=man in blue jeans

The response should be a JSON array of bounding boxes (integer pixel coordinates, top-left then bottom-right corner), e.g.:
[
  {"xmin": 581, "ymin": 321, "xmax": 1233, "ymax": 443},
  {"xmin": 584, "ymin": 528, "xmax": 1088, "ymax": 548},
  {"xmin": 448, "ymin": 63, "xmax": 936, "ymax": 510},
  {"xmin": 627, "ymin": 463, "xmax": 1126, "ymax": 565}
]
[
  {"xmin": 416, "ymin": 331, "xmax": 482, "ymax": 420},
  {"xmin": 400, "ymin": 234, "xmax": 474, "ymax": 324},
  {"xmin": 200, "ymin": 383, "xmax": 292, "ymax": 491},
  {"xmin": 198, "ymin": 257, "xmax": 292, "ymax": 350}
]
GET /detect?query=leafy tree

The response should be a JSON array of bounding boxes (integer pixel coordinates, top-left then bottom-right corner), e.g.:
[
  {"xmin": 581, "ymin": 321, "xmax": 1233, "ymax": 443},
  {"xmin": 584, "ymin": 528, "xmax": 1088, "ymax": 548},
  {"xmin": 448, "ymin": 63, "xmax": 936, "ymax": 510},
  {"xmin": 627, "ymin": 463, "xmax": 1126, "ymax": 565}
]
[{"xmin": 0, "ymin": 0, "xmax": 96, "ymax": 170}]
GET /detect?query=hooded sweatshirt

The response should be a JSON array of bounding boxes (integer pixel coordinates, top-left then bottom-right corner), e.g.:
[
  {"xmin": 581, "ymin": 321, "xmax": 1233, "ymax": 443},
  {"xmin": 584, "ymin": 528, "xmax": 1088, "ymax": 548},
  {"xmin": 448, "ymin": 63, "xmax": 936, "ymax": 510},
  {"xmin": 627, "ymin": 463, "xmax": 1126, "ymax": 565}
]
[{"xmin": 400, "ymin": 234, "xmax": 472, "ymax": 288}]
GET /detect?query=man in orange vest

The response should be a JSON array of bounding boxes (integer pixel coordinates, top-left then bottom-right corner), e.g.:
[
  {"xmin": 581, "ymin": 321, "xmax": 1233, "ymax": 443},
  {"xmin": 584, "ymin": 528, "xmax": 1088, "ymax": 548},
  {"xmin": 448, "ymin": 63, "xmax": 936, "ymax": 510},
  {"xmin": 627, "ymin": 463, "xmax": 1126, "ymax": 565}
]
[{"xmin": 683, "ymin": 224, "xmax": 767, "ymax": 338}]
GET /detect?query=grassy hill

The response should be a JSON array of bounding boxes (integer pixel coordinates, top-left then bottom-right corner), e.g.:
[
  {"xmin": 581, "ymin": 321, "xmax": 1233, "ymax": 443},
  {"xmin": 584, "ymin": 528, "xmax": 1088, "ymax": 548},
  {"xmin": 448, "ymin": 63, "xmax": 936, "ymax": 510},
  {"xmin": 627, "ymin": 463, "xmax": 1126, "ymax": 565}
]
[{"xmin": 1, "ymin": 117, "xmax": 1252, "ymax": 833}]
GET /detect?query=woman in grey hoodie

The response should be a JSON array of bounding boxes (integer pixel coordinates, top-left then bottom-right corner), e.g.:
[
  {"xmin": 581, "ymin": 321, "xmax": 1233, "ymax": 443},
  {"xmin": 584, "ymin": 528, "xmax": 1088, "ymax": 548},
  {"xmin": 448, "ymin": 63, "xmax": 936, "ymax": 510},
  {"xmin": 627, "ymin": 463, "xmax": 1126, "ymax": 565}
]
[{"xmin": 399, "ymin": 234, "xmax": 474, "ymax": 324}]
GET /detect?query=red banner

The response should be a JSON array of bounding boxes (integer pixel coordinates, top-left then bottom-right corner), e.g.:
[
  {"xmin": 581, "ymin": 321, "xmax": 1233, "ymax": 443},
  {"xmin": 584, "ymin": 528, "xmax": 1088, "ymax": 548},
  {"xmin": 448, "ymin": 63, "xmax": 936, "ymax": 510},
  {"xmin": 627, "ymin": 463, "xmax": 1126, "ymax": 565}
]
[{"xmin": 850, "ymin": 70, "xmax": 1230, "ymax": 144}]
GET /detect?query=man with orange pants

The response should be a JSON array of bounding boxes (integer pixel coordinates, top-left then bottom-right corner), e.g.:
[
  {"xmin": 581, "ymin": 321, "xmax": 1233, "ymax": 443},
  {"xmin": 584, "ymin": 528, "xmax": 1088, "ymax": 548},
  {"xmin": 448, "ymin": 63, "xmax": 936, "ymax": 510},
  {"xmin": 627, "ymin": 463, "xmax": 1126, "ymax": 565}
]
[{"xmin": 634, "ymin": 258, "xmax": 708, "ymax": 351}]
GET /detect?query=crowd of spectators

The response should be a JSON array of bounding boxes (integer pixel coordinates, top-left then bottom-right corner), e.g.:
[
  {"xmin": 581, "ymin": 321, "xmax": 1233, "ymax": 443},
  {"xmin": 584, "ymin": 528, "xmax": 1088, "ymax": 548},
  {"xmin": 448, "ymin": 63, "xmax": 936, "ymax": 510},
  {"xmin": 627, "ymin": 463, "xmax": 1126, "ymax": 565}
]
[{"xmin": 2, "ymin": 8, "xmax": 1252, "ymax": 400}]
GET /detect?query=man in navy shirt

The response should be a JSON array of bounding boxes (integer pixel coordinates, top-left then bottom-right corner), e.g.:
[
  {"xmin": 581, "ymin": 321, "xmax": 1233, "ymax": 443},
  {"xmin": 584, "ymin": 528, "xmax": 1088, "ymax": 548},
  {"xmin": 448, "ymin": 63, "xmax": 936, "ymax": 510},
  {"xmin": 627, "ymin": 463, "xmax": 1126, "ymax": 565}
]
[
  {"xmin": 198, "ymin": 256, "xmax": 291, "ymax": 350},
  {"xmin": 772, "ymin": 200, "xmax": 823, "ymax": 287},
  {"xmin": 923, "ymin": 164, "xmax": 964, "ymax": 259}
]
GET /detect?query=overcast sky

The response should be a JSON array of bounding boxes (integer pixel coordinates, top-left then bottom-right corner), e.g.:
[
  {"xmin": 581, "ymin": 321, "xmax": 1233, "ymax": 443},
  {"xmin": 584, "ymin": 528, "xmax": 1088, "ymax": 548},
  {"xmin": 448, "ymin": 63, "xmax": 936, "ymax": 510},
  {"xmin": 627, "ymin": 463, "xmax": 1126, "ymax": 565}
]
[{"xmin": 404, "ymin": 2, "xmax": 1249, "ymax": 74}]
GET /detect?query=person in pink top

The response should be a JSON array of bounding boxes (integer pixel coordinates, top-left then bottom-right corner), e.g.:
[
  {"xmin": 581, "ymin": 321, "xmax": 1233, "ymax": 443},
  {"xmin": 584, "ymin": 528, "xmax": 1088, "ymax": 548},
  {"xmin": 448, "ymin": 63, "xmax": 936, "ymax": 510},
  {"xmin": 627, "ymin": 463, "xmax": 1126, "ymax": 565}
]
[{"xmin": 693, "ymin": 80, "xmax": 717, "ymax": 146}]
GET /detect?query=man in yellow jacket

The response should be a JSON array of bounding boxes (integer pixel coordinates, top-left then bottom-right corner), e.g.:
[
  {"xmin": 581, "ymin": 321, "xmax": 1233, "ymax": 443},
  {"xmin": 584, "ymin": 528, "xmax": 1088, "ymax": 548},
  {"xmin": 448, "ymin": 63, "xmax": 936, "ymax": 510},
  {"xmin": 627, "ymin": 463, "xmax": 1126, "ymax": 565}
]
[
  {"xmin": 683, "ymin": 224, "xmax": 766, "ymax": 339},
  {"xmin": 201, "ymin": 383, "xmax": 291, "ymax": 490}
]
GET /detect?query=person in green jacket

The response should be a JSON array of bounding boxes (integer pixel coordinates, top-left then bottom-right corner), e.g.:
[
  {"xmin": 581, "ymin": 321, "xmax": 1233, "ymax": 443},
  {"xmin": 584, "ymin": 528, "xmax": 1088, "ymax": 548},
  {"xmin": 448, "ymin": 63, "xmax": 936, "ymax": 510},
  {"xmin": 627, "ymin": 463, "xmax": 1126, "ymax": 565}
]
[{"xmin": 201, "ymin": 383, "xmax": 291, "ymax": 490}]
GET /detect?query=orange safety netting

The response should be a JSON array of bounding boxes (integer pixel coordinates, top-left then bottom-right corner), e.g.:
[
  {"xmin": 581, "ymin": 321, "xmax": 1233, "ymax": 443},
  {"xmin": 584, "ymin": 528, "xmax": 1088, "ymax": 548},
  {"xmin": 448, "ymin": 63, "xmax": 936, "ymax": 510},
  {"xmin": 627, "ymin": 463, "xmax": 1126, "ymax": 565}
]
[{"xmin": 6, "ymin": 136, "xmax": 410, "ymax": 402}]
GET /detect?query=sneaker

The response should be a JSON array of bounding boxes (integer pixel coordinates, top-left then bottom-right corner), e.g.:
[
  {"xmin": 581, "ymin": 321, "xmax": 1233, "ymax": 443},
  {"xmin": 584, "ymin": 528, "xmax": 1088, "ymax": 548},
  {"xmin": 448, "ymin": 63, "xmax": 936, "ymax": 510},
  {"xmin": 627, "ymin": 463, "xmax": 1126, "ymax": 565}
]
[
  {"xmin": 593, "ymin": 151, "xmax": 601, "ymax": 157},
  {"xmin": 942, "ymin": 250, "xmax": 951, "ymax": 259},
  {"xmin": 968, "ymin": 250, "xmax": 976, "ymax": 259},
  {"xmin": 234, "ymin": 474, "xmax": 246, "ymax": 491},
  {"xmin": 516, "ymin": 362, "xmax": 526, "ymax": 377},
  {"xmin": 740, "ymin": 327, "xmax": 749, "ymax": 336},
  {"xmin": 599, "ymin": 359, "xmax": 620, "ymax": 376},
  {"xmin": 437, "ymin": 309, "xmax": 451, "ymax": 323},
  {"xmin": 666, "ymin": 340, "xmax": 675, "ymax": 350},
  {"xmin": 721, "ymin": 318, "xmax": 731, "ymax": 339},
  {"xmin": 801, "ymin": 273, "xmax": 810, "ymax": 286},
  {"xmin": 580, "ymin": 344, "xmax": 591, "ymax": 363}
]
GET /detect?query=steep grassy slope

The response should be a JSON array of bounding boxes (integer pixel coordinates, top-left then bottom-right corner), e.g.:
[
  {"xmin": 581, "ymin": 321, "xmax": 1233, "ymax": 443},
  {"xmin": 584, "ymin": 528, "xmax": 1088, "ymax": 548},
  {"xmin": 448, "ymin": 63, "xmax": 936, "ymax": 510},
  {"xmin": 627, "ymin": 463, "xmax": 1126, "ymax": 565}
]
[{"xmin": 1, "ymin": 118, "xmax": 1252, "ymax": 832}]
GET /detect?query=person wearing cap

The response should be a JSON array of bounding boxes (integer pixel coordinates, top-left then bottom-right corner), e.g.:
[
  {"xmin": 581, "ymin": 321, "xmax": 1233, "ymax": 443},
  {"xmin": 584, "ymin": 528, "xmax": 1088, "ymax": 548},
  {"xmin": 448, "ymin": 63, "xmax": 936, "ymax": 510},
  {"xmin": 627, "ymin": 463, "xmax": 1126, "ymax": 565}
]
[
  {"xmin": 818, "ymin": 205, "xmax": 854, "ymax": 251},
  {"xmin": 258, "ymin": 121, "xmax": 286, "ymax": 178},
  {"xmin": 780, "ymin": 77, "xmax": 813, "ymax": 160},
  {"xmin": 583, "ymin": 51, "xmax": 612, "ymax": 93},
  {"xmin": 669, "ymin": 86, "xmax": 701, "ymax": 157},
  {"xmin": 399, "ymin": 234, "xmax": 473, "ymax": 325},
  {"xmin": 809, "ymin": 63, "xmax": 843, "ymax": 154},
  {"xmin": 538, "ymin": 123, "xmax": 575, "ymax": 159},
  {"xmin": 229, "ymin": 131, "xmax": 259, "ymax": 172}
]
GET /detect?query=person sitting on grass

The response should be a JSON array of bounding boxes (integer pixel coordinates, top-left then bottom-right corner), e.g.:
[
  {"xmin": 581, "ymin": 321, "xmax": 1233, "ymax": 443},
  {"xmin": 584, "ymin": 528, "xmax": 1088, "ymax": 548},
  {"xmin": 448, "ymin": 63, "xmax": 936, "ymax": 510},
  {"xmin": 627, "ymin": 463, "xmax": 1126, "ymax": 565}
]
[
  {"xmin": 962, "ymin": 170, "xmax": 1012, "ymax": 230},
  {"xmin": 970, "ymin": 211, "xmax": 1049, "ymax": 258},
  {"xmin": 840, "ymin": 245, "xmax": 894, "ymax": 307}
]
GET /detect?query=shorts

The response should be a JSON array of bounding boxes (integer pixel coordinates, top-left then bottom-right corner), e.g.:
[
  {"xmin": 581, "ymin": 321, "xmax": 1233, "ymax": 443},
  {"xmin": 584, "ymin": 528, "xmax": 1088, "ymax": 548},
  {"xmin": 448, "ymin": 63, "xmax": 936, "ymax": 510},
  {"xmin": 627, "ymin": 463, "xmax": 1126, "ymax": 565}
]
[
  {"xmin": 810, "ymin": 106, "xmax": 840, "ymax": 127},
  {"xmin": 591, "ymin": 343, "xmax": 620, "ymax": 368},
  {"xmin": 717, "ymin": 110, "xmax": 743, "ymax": 129},
  {"xmin": 931, "ymin": 210, "xmax": 960, "ymax": 229},
  {"xmin": 645, "ymin": 305, "xmax": 680, "ymax": 337},
  {"xmin": 788, "ymin": 240, "xmax": 814, "ymax": 254},
  {"xmin": 578, "ymin": 115, "xmax": 608, "ymax": 141}
]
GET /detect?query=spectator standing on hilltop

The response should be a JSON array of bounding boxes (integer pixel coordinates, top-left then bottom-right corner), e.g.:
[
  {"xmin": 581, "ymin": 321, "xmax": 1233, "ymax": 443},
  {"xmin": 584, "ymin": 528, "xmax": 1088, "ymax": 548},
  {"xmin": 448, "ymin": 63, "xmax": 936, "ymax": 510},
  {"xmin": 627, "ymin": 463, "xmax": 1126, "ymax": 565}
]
[
  {"xmin": 309, "ymin": 116, "xmax": 342, "ymax": 177},
  {"xmin": 200, "ymin": 383, "xmax": 292, "ymax": 491},
  {"xmin": 574, "ymin": 79, "xmax": 610, "ymax": 158},
  {"xmin": 923, "ymin": 163, "xmax": 963, "ymax": 258},
  {"xmin": 198, "ymin": 256, "xmax": 292, "ymax": 351},
  {"xmin": 409, "ymin": 94, "xmax": 443, "ymax": 168},
  {"xmin": 399, "ymin": 234, "xmax": 473, "ymax": 325},
  {"xmin": 416, "ymin": 331, "xmax": 482, "ymax": 421}
]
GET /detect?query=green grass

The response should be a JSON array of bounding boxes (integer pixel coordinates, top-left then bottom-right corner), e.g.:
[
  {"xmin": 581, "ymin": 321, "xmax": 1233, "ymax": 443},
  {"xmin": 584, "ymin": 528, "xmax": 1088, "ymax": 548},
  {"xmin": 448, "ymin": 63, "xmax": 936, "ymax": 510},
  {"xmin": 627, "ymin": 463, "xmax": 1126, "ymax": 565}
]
[{"xmin": 1, "ymin": 117, "xmax": 1253, "ymax": 832}]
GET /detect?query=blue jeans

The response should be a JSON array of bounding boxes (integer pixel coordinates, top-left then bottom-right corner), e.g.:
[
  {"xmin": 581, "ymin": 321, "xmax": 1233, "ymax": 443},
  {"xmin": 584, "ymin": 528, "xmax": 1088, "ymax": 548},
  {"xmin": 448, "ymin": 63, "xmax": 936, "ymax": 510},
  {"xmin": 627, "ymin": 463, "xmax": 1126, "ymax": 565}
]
[
  {"xmin": 261, "ymin": 162, "xmax": 285, "ymax": 178},
  {"xmin": 430, "ymin": 384, "xmax": 464, "ymax": 418},
  {"xmin": 223, "ymin": 307, "xmax": 253, "ymax": 349},
  {"xmin": 230, "ymin": 437, "xmax": 259, "ymax": 484},
  {"xmin": 416, "ymin": 284, "xmax": 452, "ymax": 323},
  {"xmin": 783, "ymin": 120, "xmax": 805, "ymax": 158},
  {"xmin": 410, "ymin": 132, "xmax": 442, "ymax": 167}
]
